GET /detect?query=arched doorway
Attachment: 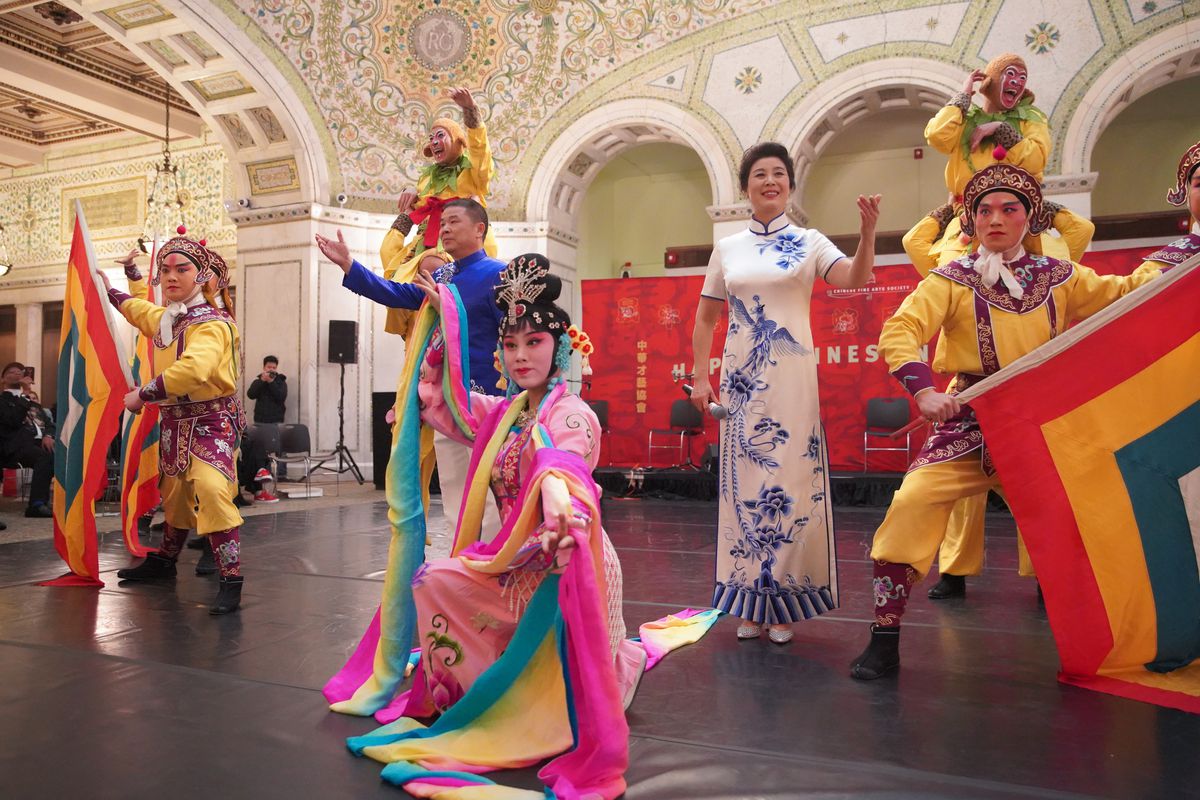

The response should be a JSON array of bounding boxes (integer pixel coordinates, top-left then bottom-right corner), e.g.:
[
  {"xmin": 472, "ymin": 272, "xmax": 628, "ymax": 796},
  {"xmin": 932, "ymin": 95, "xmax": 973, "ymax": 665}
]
[
  {"xmin": 775, "ymin": 58, "xmax": 960, "ymax": 226},
  {"xmin": 0, "ymin": 0, "xmax": 339, "ymax": 456},
  {"xmin": 801, "ymin": 106, "xmax": 946, "ymax": 238},
  {"xmin": 1058, "ymin": 21, "xmax": 1200, "ymax": 182},
  {"xmin": 1090, "ymin": 75, "xmax": 1200, "ymax": 217},
  {"xmin": 576, "ymin": 142, "xmax": 714, "ymax": 280}
]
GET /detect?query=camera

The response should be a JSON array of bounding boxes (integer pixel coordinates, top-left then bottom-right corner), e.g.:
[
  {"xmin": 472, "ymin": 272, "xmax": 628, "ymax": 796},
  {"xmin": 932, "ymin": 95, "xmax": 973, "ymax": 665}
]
[
  {"xmin": 236, "ymin": 197, "xmax": 251, "ymax": 209},
  {"xmin": 335, "ymin": 192, "xmax": 348, "ymax": 206}
]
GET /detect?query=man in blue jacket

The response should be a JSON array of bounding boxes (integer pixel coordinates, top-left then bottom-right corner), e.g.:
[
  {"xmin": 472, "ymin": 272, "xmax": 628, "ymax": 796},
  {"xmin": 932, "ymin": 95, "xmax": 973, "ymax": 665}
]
[{"xmin": 316, "ymin": 198, "xmax": 504, "ymax": 539}]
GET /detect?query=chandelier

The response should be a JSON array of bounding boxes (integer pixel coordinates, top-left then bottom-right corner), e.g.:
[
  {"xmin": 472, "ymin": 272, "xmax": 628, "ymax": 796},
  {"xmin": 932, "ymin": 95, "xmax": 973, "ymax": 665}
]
[
  {"xmin": 0, "ymin": 221, "xmax": 12, "ymax": 277},
  {"xmin": 139, "ymin": 88, "xmax": 189, "ymax": 252}
]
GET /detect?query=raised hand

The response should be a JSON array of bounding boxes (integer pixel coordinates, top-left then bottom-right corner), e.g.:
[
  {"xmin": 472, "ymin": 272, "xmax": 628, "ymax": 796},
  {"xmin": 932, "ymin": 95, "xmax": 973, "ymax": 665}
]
[
  {"xmin": 314, "ymin": 230, "xmax": 352, "ymax": 273},
  {"xmin": 115, "ymin": 248, "xmax": 139, "ymax": 267},
  {"xmin": 857, "ymin": 194, "xmax": 881, "ymax": 236},
  {"xmin": 963, "ymin": 68, "xmax": 986, "ymax": 95},
  {"xmin": 448, "ymin": 86, "xmax": 476, "ymax": 111},
  {"xmin": 397, "ymin": 189, "xmax": 418, "ymax": 214}
]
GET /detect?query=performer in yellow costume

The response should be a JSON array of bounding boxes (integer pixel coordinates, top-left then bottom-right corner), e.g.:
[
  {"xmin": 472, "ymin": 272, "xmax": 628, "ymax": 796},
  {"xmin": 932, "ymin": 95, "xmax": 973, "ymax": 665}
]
[
  {"xmin": 105, "ymin": 231, "xmax": 247, "ymax": 615},
  {"xmin": 850, "ymin": 165, "xmax": 1158, "ymax": 681},
  {"xmin": 376, "ymin": 87, "xmax": 497, "ymax": 527},
  {"xmin": 902, "ymin": 54, "xmax": 1097, "ymax": 599},
  {"xmin": 911, "ymin": 54, "xmax": 1094, "ymax": 268},
  {"xmin": 379, "ymin": 86, "xmax": 496, "ymax": 339}
]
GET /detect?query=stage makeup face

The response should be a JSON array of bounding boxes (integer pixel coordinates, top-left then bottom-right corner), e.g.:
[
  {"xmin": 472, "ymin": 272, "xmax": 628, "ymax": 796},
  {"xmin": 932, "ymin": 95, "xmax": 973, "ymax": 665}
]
[
  {"xmin": 159, "ymin": 252, "xmax": 201, "ymax": 303},
  {"xmin": 502, "ymin": 323, "xmax": 556, "ymax": 391},
  {"xmin": 745, "ymin": 156, "xmax": 791, "ymax": 222},
  {"xmin": 996, "ymin": 65, "xmax": 1027, "ymax": 110},
  {"xmin": 428, "ymin": 126, "xmax": 459, "ymax": 166},
  {"xmin": 974, "ymin": 190, "xmax": 1028, "ymax": 253}
]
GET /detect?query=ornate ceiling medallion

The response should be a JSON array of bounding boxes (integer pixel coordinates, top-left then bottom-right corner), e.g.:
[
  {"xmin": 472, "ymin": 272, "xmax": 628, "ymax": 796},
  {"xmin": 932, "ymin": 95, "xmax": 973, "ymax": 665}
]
[{"xmin": 408, "ymin": 9, "xmax": 471, "ymax": 71}]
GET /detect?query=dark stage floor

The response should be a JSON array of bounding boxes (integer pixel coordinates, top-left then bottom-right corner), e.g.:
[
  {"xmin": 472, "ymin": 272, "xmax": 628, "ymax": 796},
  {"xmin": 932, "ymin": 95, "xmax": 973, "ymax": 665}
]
[{"xmin": 1, "ymin": 499, "xmax": 1197, "ymax": 799}]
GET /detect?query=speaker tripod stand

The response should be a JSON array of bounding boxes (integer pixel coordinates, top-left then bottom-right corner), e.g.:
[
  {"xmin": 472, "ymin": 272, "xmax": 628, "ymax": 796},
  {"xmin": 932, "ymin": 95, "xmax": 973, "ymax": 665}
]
[{"xmin": 312, "ymin": 361, "xmax": 364, "ymax": 484}]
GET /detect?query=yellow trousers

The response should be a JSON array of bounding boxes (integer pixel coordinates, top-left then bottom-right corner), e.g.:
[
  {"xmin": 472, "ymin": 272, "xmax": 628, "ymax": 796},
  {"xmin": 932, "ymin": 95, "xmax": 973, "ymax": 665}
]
[
  {"xmin": 873, "ymin": 455, "xmax": 1024, "ymax": 579},
  {"xmin": 937, "ymin": 493, "xmax": 1035, "ymax": 577},
  {"xmin": 160, "ymin": 459, "xmax": 243, "ymax": 535}
]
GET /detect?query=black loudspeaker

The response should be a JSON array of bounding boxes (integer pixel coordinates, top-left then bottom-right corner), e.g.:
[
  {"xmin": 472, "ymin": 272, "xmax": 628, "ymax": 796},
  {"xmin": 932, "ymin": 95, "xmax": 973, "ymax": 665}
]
[{"xmin": 328, "ymin": 320, "xmax": 358, "ymax": 364}]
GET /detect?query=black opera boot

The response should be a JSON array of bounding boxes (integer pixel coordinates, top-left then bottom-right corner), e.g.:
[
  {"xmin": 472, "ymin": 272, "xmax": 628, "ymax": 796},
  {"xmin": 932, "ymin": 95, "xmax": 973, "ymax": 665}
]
[
  {"xmin": 117, "ymin": 552, "xmax": 177, "ymax": 581},
  {"xmin": 195, "ymin": 546, "xmax": 217, "ymax": 576},
  {"xmin": 210, "ymin": 576, "xmax": 243, "ymax": 615},
  {"xmin": 186, "ymin": 536, "xmax": 207, "ymax": 551},
  {"xmin": 849, "ymin": 624, "xmax": 901, "ymax": 680},
  {"xmin": 927, "ymin": 573, "xmax": 966, "ymax": 600}
]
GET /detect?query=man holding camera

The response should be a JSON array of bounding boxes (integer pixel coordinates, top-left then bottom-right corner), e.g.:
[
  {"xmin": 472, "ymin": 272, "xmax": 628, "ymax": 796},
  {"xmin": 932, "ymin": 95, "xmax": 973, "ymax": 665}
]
[
  {"xmin": 244, "ymin": 355, "xmax": 287, "ymax": 503},
  {"xmin": 0, "ymin": 362, "xmax": 54, "ymax": 519}
]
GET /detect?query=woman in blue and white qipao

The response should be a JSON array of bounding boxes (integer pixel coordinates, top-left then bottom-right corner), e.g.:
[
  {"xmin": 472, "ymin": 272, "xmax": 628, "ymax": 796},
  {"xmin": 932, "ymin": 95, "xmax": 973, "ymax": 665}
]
[{"xmin": 689, "ymin": 142, "xmax": 881, "ymax": 643}]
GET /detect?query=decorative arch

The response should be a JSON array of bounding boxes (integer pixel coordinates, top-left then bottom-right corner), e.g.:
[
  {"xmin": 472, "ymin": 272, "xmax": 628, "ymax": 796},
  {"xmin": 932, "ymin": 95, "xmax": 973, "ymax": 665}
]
[
  {"xmin": 71, "ymin": 0, "xmax": 332, "ymax": 205},
  {"xmin": 774, "ymin": 58, "xmax": 962, "ymax": 213},
  {"xmin": 525, "ymin": 98, "xmax": 736, "ymax": 230},
  {"xmin": 1058, "ymin": 22, "xmax": 1200, "ymax": 176}
]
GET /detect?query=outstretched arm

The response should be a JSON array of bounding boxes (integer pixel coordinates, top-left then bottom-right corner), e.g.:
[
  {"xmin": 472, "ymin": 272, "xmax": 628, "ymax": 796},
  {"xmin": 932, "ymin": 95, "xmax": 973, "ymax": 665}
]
[{"xmin": 317, "ymin": 229, "xmax": 426, "ymax": 309}]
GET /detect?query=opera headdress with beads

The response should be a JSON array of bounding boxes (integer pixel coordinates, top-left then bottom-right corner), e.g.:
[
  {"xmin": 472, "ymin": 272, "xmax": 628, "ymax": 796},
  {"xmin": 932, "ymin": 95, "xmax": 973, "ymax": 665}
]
[
  {"xmin": 493, "ymin": 253, "xmax": 594, "ymax": 390},
  {"xmin": 153, "ymin": 226, "xmax": 231, "ymax": 289},
  {"xmin": 495, "ymin": 253, "xmax": 569, "ymax": 335},
  {"xmin": 959, "ymin": 163, "xmax": 1052, "ymax": 238}
]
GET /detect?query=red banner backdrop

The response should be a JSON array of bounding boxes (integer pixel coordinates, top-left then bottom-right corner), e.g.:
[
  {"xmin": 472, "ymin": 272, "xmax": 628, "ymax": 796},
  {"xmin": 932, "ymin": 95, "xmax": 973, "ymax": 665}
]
[{"xmin": 580, "ymin": 246, "xmax": 1150, "ymax": 473}]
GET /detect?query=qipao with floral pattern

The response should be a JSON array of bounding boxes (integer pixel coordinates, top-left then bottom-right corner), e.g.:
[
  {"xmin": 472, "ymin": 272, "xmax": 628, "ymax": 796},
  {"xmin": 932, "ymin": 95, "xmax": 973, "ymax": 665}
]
[{"xmin": 701, "ymin": 215, "xmax": 847, "ymax": 624}]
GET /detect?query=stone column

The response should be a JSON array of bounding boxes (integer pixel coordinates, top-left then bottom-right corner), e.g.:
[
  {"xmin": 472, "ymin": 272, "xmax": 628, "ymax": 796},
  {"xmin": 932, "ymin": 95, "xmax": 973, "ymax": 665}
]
[
  {"xmin": 229, "ymin": 203, "xmax": 397, "ymax": 482},
  {"xmin": 14, "ymin": 302, "xmax": 42, "ymax": 375}
]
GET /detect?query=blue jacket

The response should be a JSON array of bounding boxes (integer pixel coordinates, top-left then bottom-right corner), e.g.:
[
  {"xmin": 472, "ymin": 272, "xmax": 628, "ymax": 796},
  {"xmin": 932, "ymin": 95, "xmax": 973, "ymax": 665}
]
[{"xmin": 343, "ymin": 249, "xmax": 505, "ymax": 395}]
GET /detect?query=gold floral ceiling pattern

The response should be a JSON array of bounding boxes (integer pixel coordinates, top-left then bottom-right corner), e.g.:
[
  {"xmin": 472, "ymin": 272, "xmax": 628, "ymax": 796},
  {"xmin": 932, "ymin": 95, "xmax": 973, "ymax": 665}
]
[{"xmin": 236, "ymin": 0, "xmax": 774, "ymax": 205}]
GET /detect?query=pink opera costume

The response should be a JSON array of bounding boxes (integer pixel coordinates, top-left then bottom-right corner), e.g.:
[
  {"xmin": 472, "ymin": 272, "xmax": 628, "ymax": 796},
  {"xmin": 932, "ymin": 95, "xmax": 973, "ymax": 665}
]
[{"xmin": 326, "ymin": 254, "xmax": 706, "ymax": 799}]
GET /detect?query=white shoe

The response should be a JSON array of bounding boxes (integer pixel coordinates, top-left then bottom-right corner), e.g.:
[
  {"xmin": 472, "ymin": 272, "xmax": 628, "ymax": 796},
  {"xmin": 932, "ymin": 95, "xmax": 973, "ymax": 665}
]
[
  {"xmin": 767, "ymin": 626, "xmax": 794, "ymax": 644},
  {"xmin": 736, "ymin": 622, "xmax": 762, "ymax": 639}
]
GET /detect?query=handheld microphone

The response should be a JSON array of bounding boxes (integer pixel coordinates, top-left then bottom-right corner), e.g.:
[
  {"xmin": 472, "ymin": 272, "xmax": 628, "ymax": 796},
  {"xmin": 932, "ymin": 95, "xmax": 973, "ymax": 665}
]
[{"xmin": 681, "ymin": 384, "xmax": 728, "ymax": 420}]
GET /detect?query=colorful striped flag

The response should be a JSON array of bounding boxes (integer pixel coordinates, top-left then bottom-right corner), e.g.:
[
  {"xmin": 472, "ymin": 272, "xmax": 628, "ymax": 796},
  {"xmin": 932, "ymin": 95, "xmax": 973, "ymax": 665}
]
[
  {"xmin": 117, "ymin": 344, "xmax": 159, "ymax": 558},
  {"xmin": 965, "ymin": 254, "xmax": 1200, "ymax": 712},
  {"xmin": 117, "ymin": 258, "xmax": 160, "ymax": 558},
  {"xmin": 41, "ymin": 203, "xmax": 133, "ymax": 587}
]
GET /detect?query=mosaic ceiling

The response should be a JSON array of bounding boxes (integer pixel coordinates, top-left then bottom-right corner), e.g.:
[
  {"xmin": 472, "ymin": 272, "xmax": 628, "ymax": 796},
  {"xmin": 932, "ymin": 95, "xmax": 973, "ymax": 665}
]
[{"xmin": 231, "ymin": 0, "xmax": 1198, "ymax": 217}]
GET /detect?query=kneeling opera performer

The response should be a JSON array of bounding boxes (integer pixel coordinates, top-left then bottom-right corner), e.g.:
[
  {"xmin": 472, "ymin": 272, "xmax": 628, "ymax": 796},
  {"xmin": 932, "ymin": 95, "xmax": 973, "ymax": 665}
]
[{"xmin": 331, "ymin": 254, "xmax": 645, "ymax": 799}]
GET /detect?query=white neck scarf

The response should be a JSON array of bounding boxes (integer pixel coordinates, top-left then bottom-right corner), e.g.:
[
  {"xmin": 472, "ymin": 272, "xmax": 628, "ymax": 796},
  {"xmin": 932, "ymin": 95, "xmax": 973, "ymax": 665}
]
[
  {"xmin": 159, "ymin": 290, "xmax": 207, "ymax": 343},
  {"xmin": 973, "ymin": 242, "xmax": 1027, "ymax": 300}
]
